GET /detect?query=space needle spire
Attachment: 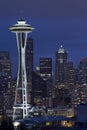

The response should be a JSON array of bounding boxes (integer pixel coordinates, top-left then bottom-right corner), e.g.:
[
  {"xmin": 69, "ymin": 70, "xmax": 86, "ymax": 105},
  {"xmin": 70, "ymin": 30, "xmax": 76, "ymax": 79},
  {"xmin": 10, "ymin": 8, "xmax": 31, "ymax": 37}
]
[{"xmin": 9, "ymin": 19, "xmax": 34, "ymax": 120}]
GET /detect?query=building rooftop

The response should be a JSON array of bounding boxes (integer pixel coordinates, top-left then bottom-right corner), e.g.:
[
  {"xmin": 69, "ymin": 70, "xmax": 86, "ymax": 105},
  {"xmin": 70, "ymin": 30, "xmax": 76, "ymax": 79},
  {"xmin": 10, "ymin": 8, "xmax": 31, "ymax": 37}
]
[{"xmin": 58, "ymin": 45, "xmax": 65, "ymax": 53}]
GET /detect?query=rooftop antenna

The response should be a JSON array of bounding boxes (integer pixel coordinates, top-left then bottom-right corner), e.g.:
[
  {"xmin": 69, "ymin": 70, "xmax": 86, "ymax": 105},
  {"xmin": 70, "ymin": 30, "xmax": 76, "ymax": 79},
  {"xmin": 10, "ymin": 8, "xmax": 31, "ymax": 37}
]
[
  {"xmin": 57, "ymin": 41, "xmax": 63, "ymax": 47},
  {"xmin": 19, "ymin": 10, "xmax": 24, "ymax": 21}
]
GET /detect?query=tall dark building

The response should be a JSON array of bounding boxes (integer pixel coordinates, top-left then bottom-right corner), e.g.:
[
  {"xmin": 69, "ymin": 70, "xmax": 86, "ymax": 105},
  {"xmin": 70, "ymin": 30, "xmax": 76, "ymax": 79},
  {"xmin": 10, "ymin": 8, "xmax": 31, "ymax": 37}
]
[
  {"xmin": 39, "ymin": 58, "xmax": 52, "ymax": 82},
  {"xmin": 71, "ymin": 58, "xmax": 87, "ymax": 107},
  {"xmin": 0, "ymin": 51, "xmax": 12, "ymax": 114},
  {"xmin": 0, "ymin": 51, "xmax": 11, "ymax": 92},
  {"xmin": 39, "ymin": 58, "xmax": 53, "ymax": 107},
  {"xmin": 55, "ymin": 45, "xmax": 68, "ymax": 87},
  {"xmin": 26, "ymin": 38, "xmax": 33, "ymax": 103},
  {"xmin": 32, "ymin": 72, "xmax": 47, "ymax": 107},
  {"xmin": 0, "ymin": 51, "xmax": 11, "ymax": 78},
  {"xmin": 54, "ymin": 46, "xmax": 71, "ymax": 106},
  {"xmin": 78, "ymin": 57, "xmax": 87, "ymax": 83},
  {"xmin": 68, "ymin": 61, "xmax": 75, "ymax": 84}
]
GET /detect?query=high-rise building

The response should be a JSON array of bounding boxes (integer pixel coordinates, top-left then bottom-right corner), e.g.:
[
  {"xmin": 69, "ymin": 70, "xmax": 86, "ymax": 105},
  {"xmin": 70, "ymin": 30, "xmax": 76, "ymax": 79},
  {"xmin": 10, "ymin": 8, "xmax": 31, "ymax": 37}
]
[
  {"xmin": 32, "ymin": 72, "xmax": 47, "ymax": 107},
  {"xmin": 68, "ymin": 61, "xmax": 75, "ymax": 84},
  {"xmin": 71, "ymin": 83, "xmax": 87, "ymax": 107},
  {"xmin": 55, "ymin": 46, "xmax": 72, "ymax": 106},
  {"xmin": 39, "ymin": 58, "xmax": 52, "ymax": 82},
  {"xmin": 0, "ymin": 51, "xmax": 12, "ymax": 114},
  {"xmin": 55, "ymin": 45, "xmax": 68, "ymax": 87},
  {"xmin": 39, "ymin": 58, "xmax": 53, "ymax": 107},
  {"xmin": 0, "ymin": 51, "xmax": 11, "ymax": 79},
  {"xmin": 78, "ymin": 57, "xmax": 87, "ymax": 83},
  {"xmin": 71, "ymin": 58, "xmax": 87, "ymax": 107},
  {"xmin": 26, "ymin": 38, "xmax": 33, "ymax": 103}
]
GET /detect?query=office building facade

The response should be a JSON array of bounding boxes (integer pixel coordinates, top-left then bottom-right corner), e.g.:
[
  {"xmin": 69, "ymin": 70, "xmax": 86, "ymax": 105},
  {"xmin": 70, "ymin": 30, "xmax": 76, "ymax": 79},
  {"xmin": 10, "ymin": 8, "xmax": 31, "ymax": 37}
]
[
  {"xmin": 39, "ymin": 58, "xmax": 53, "ymax": 107},
  {"xmin": 26, "ymin": 38, "xmax": 33, "ymax": 104},
  {"xmin": 0, "ymin": 51, "xmax": 12, "ymax": 114},
  {"xmin": 55, "ymin": 46, "xmax": 71, "ymax": 106},
  {"xmin": 39, "ymin": 58, "xmax": 52, "ymax": 82},
  {"xmin": 55, "ymin": 45, "xmax": 68, "ymax": 87}
]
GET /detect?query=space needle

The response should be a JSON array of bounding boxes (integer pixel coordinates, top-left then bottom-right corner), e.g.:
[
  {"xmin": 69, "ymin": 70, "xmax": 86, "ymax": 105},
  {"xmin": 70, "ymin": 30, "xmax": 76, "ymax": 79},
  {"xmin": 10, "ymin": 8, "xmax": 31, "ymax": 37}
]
[{"xmin": 9, "ymin": 19, "xmax": 34, "ymax": 120}]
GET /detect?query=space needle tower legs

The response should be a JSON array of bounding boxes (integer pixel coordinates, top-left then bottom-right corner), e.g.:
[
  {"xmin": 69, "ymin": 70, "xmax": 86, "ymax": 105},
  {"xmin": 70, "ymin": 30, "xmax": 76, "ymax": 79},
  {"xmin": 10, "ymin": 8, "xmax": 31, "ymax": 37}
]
[{"xmin": 9, "ymin": 20, "xmax": 34, "ymax": 120}]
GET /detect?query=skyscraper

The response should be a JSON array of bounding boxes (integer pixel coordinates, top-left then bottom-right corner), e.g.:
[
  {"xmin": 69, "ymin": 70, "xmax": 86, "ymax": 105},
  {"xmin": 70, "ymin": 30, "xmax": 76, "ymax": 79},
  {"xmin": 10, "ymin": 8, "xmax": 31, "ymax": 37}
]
[
  {"xmin": 68, "ymin": 61, "xmax": 75, "ymax": 84},
  {"xmin": 55, "ymin": 46, "xmax": 71, "ymax": 106},
  {"xmin": 55, "ymin": 45, "xmax": 68, "ymax": 87},
  {"xmin": 39, "ymin": 58, "xmax": 52, "ymax": 82},
  {"xmin": 26, "ymin": 38, "xmax": 33, "ymax": 103},
  {"xmin": 0, "ymin": 51, "xmax": 11, "ymax": 78},
  {"xmin": 71, "ymin": 58, "xmax": 87, "ymax": 107},
  {"xmin": 39, "ymin": 58, "xmax": 53, "ymax": 107},
  {"xmin": 0, "ymin": 51, "xmax": 11, "ymax": 93},
  {"xmin": 32, "ymin": 72, "xmax": 47, "ymax": 107},
  {"xmin": 9, "ymin": 20, "xmax": 34, "ymax": 120},
  {"xmin": 78, "ymin": 57, "xmax": 87, "ymax": 83},
  {"xmin": 0, "ymin": 51, "xmax": 12, "ymax": 114}
]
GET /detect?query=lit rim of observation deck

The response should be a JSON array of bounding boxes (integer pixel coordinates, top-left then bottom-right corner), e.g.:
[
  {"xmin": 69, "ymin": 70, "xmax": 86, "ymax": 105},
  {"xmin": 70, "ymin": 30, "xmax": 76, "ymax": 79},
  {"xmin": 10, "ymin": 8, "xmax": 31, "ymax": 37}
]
[{"xmin": 9, "ymin": 20, "xmax": 34, "ymax": 32}]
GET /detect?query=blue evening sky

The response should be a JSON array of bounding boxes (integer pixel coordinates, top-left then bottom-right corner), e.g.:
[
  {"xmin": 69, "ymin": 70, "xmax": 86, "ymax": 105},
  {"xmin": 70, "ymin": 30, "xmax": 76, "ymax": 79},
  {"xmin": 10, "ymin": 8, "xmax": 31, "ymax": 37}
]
[{"xmin": 0, "ymin": 0, "xmax": 87, "ymax": 76}]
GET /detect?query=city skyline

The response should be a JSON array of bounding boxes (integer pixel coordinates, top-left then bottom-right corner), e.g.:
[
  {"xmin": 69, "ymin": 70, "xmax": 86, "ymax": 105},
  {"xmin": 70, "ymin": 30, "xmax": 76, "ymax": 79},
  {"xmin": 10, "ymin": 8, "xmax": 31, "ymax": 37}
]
[
  {"xmin": 1, "ymin": 0, "xmax": 87, "ymax": 76},
  {"xmin": 1, "ymin": 1, "xmax": 87, "ymax": 122}
]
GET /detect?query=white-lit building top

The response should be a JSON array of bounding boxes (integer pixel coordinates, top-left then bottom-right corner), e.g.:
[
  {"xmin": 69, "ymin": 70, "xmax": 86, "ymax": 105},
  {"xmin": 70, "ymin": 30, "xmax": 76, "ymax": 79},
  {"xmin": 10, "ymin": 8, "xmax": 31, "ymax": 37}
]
[{"xmin": 58, "ymin": 45, "xmax": 65, "ymax": 53}]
